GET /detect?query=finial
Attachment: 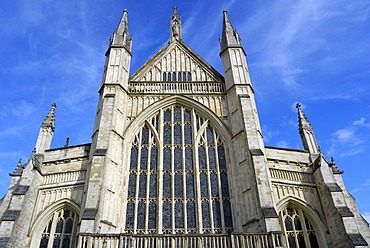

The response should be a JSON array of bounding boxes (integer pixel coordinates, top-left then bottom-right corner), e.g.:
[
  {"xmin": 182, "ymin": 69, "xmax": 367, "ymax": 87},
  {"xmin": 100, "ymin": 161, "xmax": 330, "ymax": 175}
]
[
  {"xmin": 64, "ymin": 137, "xmax": 70, "ymax": 147},
  {"xmin": 41, "ymin": 103, "xmax": 57, "ymax": 131},
  {"xmin": 17, "ymin": 158, "xmax": 22, "ymax": 166},
  {"xmin": 296, "ymin": 103, "xmax": 302, "ymax": 109}
]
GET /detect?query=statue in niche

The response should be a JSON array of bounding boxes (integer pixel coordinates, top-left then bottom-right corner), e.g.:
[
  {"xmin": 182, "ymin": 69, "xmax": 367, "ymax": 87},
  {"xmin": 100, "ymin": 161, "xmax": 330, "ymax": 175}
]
[{"xmin": 172, "ymin": 20, "xmax": 179, "ymax": 37}]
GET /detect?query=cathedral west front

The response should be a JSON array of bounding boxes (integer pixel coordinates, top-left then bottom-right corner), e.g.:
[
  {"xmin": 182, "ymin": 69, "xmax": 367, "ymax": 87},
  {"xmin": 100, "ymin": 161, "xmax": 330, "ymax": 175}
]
[{"xmin": 0, "ymin": 8, "xmax": 369, "ymax": 248}]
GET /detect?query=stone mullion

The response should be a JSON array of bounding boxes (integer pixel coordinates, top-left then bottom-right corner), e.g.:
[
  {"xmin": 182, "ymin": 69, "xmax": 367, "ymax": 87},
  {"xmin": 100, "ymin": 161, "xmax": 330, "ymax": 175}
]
[
  {"xmin": 133, "ymin": 130, "xmax": 143, "ymax": 233},
  {"xmin": 215, "ymin": 136, "xmax": 226, "ymax": 232},
  {"xmin": 171, "ymin": 107, "xmax": 175, "ymax": 233},
  {"xmin": 60, "ymin": 215, "xmax": 67, "ymax": 247},
  {"xmin": 299, "ymin": 209, "xmax": 312, "ymax": 248},
  {"xmin": 157, "ymin": 110, "xmax": 164, "ymax": 234},
  {"xmin": 144, "ymin": 133, "xmax": 152, "ymax": 233},
  {"xmin": 70, "ymin": 214, "xmax": 78, "ymax": 248},
  {"xmin": 204, "ymin": 130, "xmax": 214, "ymax": 232},
  {"xmin": 181, "ymin": 108, "xmax": 188, "ymax": 233},
  {"xmin": 47, "ymin": 211, "xmax": 59, "ymax": 248},
  {"xmin": 192, "ymin": 110, "xmax": 203, "ymax": 233}
]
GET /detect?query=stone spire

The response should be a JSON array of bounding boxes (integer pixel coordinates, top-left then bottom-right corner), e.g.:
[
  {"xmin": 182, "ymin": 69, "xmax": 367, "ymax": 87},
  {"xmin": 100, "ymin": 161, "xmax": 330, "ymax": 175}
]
[
  {"xmin": 35, "ymin": 103, "xmax": 56, "ymax": 153},
  {"xmin": 296, "ymin": 103, "xmax": 319, "ymax": 154},
  {"xmin": 220, "ymin": 10, "xmax": 242, "ymax": 53},
  {"xmin": 170, "ymin": 7, "xmax": 182, "ymax": 42},
  {"xmin": 41, "ymin": 103, "xmax": 56, "ymax": 131},
  {"xmin": 112, "ymin": 9, "xmax": 132, "ymax": 51}
]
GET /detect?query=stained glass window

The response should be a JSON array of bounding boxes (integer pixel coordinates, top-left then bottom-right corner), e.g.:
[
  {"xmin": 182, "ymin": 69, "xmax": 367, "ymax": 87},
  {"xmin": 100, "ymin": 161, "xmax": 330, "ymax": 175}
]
[
  {"xmin": 39, "ymin": 208, "xmax": 77, "ymax": 248},
  {"xmin": 125, "ymin": 106, "xmax": 233, "ymax": 234},
  {"xmin": 281, "ymin": 205, "xmax": 319, "ymax": 248}
]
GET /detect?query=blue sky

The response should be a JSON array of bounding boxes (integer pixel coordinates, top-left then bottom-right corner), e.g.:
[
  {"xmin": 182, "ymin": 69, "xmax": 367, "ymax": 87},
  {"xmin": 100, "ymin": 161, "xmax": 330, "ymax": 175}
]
[{"xmin": 1, "ymin": 1, "xmax": 370, "ymax": 222}]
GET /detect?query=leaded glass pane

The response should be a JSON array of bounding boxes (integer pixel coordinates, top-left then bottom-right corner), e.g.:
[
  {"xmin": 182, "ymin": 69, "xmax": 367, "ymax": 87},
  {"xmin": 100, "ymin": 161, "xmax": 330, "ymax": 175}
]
[
  {"xmin": 174, "ymin": 124, "xmax": 182, "ymax": 144},
  {"xmin": 174, "ymin": 147, "xmax": 182, "ymax": 170},
  {"xmin": 174, "ymin": 106, "xmax": 181, "ymax": 122},
  {"xmin": 163, "ymin": 173, "xmax": 172, "ymax": 198},
  {"xmin": 220, "ymin": 173, "xmax": 230, "ymax": 197},
  {"xmin": 174, "ymin": 174, "xmax": 183, "ymax": 198},
  {"xmin": 140, "ymin": 147, "xmax": 148, "ymax": 170},
  {"xmin": 53, "ymin": 237, "xmax": 61, "ymax": 247},
  {"xmin": 224, "ymin": 199, "xmax": 233, "ymax": 228},
  {"xmin": 186, "ymin": 173, "xmax": 195, "ymax": 198},
  {"xmin": 285, "ymin": 217, "xmax": 293, "ymax": 231},
  {"xmin": 40, "ymin": 237, "xmax": 48, "ymax": 248},
  {"xmin": 200, "ymin": 172, "xmax": 209, "ymax": 197},
  {"xmin": 55, "ymin": 219, "xmax": 63, "ymax": 233},
  {"xmin": 163, "ymin": 125, "xmax": 171, "ymax": 144},
  {"xmin": 210, "ymin": 173, "xmax": 219, "ymax": 197},
  {"xmin": 184, "ymin": 125, "xmax": 192, "ymax": 144},
  {"xmin": 178, "ymin": 72, "xmax": 182, "ymax": 81},
  {"xmin": 163, "ymin": 202, "xmax": 172, "ymax": 229},
  {"xmin": 187, "ymin": 202, "xmax": 196, "ymax": 228},
  {"xmin": 149, "ymin": 174, "xmax": 157, "ymax": 198},
  {"xmin": 297, "ymin": 233, "xmax": 306, "ymax": 248},
  {"xmin": 137, "ymin": 202, "xmax": 146, "ymax": 229},
  {"xmin": 141, "ymin": 126, "xmax": 149, "ymax": 144},
  {"xmin": 213, "ymin": 201, "xmax": 222, "ymax": 229},
  {"xmin": 184, "ymin": 110, "xmax": 191, "ymax": 122},
  {"xmin": 128, "ymin": 174, "xmax": 136, "ymax": 198},
  {"xmin": 218, "ymin": 146, "xmax": 226, "ymax": 169},
  {"xmin": 62, "ymin": 238, "xmax": 71, "ymax": 248},
  {"xmin": 150, "ymin": 148, "xmax": 157, "ymax": 170},
  {"xmin": 148, "ymin": 202, "xmax": 157, "ymax": 229},
  {"xmin": 163, "ymin": 147, "xmax": 171, "ymax": 170},
  {"xmin": 63, "ymin": 209, "xmax": 70, "ymax": 219},
  {"xmin": 64, "ymin": 219, "xmax": 73, "ymax": 234},
  {"xmin": 208, "ymin": 147, "xmax": 216, "ymax": 170},
  {"xmin": 164, "ymin": 109, "xmax": 171, "ymax": 122},
  {"xmin": 202, "ymin": 202, "xmax": 210, "ymax": 228},
  {"xmin": 138, "ymin": 173, "xmax": 147, "ymax": 198},
  {"xmin": 130, "ymin": 147, "xmax": 138, "ymax": 170},
  {"xmin": 175, "ymin": 202, "xmax": 184, "ymax": 228},
  {"xmin": 185, "ymin": 147, "xmax": 193, "ymax": 169},
  {"xmin": 126, "ymin": 202, "xmax": 134, "ymax": 229},
  {"xmin": 206, "ymin": 126, "xmax": 214, "ymax": 145},
  {"xmin": 198, "ymin": 146, "xmax": 206, "ymax": 169}
]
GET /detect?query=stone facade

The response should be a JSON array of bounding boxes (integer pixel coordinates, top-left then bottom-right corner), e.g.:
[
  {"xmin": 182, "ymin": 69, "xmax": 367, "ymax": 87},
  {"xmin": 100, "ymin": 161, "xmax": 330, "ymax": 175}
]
[{"xmin": 0, "ymin": 8, "xmax": 369, "ymax": 248}]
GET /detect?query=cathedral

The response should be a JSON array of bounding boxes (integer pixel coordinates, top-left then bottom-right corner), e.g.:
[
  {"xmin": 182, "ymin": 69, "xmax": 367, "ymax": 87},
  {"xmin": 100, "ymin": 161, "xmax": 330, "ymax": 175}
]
[{"xmin": 1, "ymin": 8, "xmax": 369, "ymax": 248}]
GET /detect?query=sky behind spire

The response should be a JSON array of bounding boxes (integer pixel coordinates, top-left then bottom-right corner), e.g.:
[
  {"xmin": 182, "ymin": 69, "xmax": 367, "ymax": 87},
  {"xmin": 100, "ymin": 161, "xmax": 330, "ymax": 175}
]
[{"xmin": 0, "ymin": 0, "xmax": 369, "ymax": 222}]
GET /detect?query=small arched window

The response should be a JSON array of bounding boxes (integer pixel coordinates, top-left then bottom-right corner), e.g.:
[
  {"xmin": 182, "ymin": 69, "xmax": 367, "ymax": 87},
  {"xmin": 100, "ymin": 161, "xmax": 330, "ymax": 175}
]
[
  {"xmin": 163, "ymin": 72, "xmax": 167, "ymax": 82},
  {"xmin": 178, "ymin": 72, "xmax": 182, "ymax": 81},
  {"xmin": 187, "ymin": 72, "xmax": 192, "ymax": 81},
  {"xmin": 172, "ymin": 72, "xmax": 176, "ymax": 81},
  {"xmin": 280, "ymin": 205, "xmax": 319, "ymax": 248},
  {"xmin": 39, "ymin": 208, "xmax": 78, "ymax": 248}
]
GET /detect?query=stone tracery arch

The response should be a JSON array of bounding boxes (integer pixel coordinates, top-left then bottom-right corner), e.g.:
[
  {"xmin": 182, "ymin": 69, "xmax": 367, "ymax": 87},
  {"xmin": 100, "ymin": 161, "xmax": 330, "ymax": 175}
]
[
  {"xmin": 30, "ymin": 199, "xmax": 80, "ymax": 248},
  {"xmin": 276, "ymin": 197, "xmax": 328, "ymax": 248},
  {"xmin": 121, "ymin": 96, "xmax": 234, "ymax": 234}
]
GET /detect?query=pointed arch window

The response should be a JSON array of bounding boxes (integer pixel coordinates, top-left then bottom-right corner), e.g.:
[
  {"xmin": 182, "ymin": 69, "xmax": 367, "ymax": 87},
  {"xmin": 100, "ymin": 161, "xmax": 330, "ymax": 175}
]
[
  {"xmin": 280, "ymin": 205, "xmax": 319, "ymax": 248},
  {"xmin": 39, "ymin": 208, "xmax": 78, "ymax": 248},
  {"xmin": 125, "ymin": 106, "xmax": 233, "ymax": 234}
]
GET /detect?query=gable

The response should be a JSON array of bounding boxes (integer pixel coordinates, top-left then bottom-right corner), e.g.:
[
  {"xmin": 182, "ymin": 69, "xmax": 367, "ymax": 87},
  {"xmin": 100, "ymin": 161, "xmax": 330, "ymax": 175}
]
[{"xmin": 130, "ymin": 40, "xmax": 224, "ymax": 82}]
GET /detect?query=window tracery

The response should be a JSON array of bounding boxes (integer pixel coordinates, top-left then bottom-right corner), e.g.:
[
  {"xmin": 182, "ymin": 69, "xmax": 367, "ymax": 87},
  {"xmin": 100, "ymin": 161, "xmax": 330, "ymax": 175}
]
[
  {"xmin": 125, "ymin": 105, "xmax": 232, "ymax": 234},
  {"xmin": 39, "ymin": 208, "xmax": 78, "ymax": 248},
  {"xmin": 280, "ymin": 205, "xmax": 319, "ymax": 248}
]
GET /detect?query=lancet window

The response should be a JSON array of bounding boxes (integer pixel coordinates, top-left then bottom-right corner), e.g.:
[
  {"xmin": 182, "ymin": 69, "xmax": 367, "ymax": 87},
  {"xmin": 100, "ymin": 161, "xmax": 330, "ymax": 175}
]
[
  {"xmin": 280, "ymin": 205, "xmax": 319, "ymax": 248},
  {"xmin": 162, "ymin": 72, "xmax": 192, "ymax": 82},
  {"xmin": 125, "ymin": 105, "xmax": 232, "ymax": 234},
  {"xmin": 39, "ymin": 208, "xmax": 78, "ymax": 248}
]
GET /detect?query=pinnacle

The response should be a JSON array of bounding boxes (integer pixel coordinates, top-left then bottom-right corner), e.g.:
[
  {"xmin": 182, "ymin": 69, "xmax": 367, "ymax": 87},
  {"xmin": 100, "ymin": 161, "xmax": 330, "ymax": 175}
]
[{"xmin": 41, "ymin": 103, "xmax": 56, "ymax": 131}]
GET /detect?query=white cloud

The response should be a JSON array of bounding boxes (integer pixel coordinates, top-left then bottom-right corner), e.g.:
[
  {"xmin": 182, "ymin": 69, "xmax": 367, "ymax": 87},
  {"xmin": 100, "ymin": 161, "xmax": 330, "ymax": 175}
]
[
  {"xmin": 332, "ymin": 127, "xmax": 355, "ymax": 143},
  {"xmin": 353, "ymin": 118, "xmax": 370, "ymax": 127},
  {"xmin": 276, "ymin": 140, "xmax": 289, "ymax": 148}
]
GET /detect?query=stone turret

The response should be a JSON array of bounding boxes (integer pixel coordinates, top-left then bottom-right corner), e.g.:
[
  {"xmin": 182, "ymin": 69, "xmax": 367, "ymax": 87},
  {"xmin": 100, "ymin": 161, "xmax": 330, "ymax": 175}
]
[{"xmin": 219, "ymin": 10, "xmax": 280, "ymax": 233}]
